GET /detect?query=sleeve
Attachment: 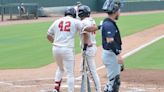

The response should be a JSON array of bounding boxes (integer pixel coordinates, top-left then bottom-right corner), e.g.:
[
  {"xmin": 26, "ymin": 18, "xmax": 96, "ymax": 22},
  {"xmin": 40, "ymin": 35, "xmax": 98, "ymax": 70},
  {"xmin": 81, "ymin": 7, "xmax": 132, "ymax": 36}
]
[
  {"xmin": 92, "ymin": 19, "xmax": 96, "ymax": 26},
  {"xmin": 102, "ymin": 22, "xmax": 116, "ymax": 38},
  {"xmin": 47, "ymin": 22, "xmax": 55, "ymax": 37},
  {"xmin": 75, "ymin": 20, "xmax": 84, "ymax": 33},
  {"xmin": 81, "ymin": 20, "xmax": 91, "ymax": 34}
]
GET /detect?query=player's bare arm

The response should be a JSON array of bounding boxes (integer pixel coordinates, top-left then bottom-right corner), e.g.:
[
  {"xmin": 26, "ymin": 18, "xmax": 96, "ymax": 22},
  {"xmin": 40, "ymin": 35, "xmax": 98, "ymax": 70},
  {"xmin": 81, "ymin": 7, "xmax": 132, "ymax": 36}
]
[
  {"xmin": 84, "ymin": 25, "xmax": 99, "ymax": 32},
  {"xmin": 106, "ymin": 37, "xmax": 114, "ymax": 43},
  {"xmin": 47, "ymin": 23, "xmax": 55, "ymax": 43},
  {"xmin": 106, "ymin": 37, "xmax": 120, "ymax": 54},
  {"xmin": 47, "ymin": 35, "xmax": 54, "ymax": 43},
  {"xmin": 117, "ymin": 54, "xmax": 124, "ymax": 64},
  {"xmin": 106, "ymin": 37, "xmax": 123, "ymax": 63},
  {"xmin": 82, "ymin": 33, "xmax": 89, "ymax": 44}
]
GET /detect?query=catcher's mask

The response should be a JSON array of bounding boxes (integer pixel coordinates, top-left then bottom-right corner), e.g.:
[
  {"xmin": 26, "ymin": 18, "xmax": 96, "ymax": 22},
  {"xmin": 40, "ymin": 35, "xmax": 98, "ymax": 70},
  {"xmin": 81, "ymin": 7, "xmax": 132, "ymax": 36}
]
[{"xmin": 102, "ymin": 0, "xmax": 123, "ymax": 13}]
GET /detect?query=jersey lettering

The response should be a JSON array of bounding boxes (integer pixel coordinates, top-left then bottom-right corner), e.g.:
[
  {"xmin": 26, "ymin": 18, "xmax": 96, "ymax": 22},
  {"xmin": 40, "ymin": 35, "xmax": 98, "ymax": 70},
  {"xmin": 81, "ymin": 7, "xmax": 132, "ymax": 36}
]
[
  {"xmin": 58, "ymin": 21, "xmax": 71, "ymax": 32},
  {"xmin": 65, "ymin": 21, "xmax": 71, "ymax": 32},
  {"xmin": 58, "ymin": 21, "xmax": 64, "ymax": 31}
]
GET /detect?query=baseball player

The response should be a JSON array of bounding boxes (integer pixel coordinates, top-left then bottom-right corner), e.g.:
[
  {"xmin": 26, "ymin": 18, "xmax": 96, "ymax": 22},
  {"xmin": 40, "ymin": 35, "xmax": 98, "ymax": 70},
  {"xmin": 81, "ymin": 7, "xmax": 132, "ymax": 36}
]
[
  {"xmin": 78, "ymin": 5, "xmax": 102, "ymax": 92},
  {"xmin": 101, "ymin": 0, "xmax": 124, "ymax": 92},
  {"xmin": 18, "ymin": 3, "xmax": 26, "ymax": 14},
  {"xmin": 74, "ymin": 1, "xmax": 82, "ymax": 19},
  {"xmin": 47, "ymin": 7, "xmax": 98, "ymax": 92}
]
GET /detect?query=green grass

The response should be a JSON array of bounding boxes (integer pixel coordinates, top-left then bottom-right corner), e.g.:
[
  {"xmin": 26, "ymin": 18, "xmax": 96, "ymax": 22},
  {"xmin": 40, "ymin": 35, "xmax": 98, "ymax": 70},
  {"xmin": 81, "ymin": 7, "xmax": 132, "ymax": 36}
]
[
  {"xmin": 0, "ymin": 12, "xmax": 164, "ymax": 69},
  {"xmin": 0, "ymin": 22, "xmax": 53, "ymax": 69},
  {"xmin": 118, "ymin": 13, "xmax": 164, "ymax": 36},
  {"xmin": 125, "ymin": 39, "xmax": 164, "ymax": 70},
  {"xmin": 95, "ymin": 12, "xmax": 164, "ymax": 37}
]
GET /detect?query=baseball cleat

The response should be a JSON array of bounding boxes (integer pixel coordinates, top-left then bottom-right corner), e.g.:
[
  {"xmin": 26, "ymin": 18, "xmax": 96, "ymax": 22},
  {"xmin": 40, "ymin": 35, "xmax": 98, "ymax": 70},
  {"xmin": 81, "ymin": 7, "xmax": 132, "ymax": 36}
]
[{"xmin": 52, "ymin": 89, "xmax": 59, "ymax": 92}]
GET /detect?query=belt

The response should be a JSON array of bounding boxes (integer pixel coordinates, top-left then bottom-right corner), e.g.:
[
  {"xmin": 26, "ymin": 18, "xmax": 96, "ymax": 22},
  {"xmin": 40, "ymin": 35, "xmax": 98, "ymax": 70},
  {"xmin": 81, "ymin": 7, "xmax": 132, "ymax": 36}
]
[
  {"xmin": 88, "ymin": 43, "xmax": 96, "ymax": 47},
  {"xmin": 88, "ymin": 44, "xmax": 93, "ymax": 47},
  {"xmin": 103, "ymin": 49, "xmax": 112, "ymax": 52},
  {"xmin": 53, "ymin": 45, "xmax": 73, "ymax": 48}
]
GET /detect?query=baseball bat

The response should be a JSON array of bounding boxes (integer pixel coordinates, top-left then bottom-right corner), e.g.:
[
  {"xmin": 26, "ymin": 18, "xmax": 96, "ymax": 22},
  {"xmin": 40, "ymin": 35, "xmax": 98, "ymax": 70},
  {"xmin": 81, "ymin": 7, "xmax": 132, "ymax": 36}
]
[{"xmin": 80, "ymin": 50, "xmax": 91, "ymax": 92}]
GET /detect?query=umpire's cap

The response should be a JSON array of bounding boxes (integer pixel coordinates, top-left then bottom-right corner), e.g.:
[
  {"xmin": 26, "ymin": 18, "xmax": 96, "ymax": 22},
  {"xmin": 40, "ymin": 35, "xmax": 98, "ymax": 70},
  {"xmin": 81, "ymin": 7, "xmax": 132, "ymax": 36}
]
[
  {"xmin": 64, "ymin": 7, "xmax": 76, "ymax": 18},
  {"xmin": 102, "ymin": 0, "xmax": 123, "ymax": 13}
]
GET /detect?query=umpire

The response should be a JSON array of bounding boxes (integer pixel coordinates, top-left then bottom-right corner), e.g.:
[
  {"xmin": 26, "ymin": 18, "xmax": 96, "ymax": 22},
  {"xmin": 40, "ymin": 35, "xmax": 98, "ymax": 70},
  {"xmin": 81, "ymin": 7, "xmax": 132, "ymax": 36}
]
[{"xmin": 101, "ymin": 0, "xmax": 124, "ymax": 92}]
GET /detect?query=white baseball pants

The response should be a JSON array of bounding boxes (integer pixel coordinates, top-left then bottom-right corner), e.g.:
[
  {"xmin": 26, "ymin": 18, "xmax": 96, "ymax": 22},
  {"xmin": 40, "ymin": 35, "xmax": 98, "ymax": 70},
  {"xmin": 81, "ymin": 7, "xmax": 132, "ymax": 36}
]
[
  {"xmin": 52, "ymin": 46, "xmax": 75, "ymax": 92},
  {"xmin": 81, "ymin": 45, "xmax": 102, "ymax": 92}
]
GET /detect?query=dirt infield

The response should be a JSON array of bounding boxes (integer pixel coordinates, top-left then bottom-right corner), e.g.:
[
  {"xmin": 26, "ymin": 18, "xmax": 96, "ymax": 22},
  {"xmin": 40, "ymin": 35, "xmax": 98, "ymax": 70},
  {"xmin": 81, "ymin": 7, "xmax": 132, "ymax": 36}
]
[{"xmin": 0, "ymin": 23, "xmax": 164, "ymax": 92}]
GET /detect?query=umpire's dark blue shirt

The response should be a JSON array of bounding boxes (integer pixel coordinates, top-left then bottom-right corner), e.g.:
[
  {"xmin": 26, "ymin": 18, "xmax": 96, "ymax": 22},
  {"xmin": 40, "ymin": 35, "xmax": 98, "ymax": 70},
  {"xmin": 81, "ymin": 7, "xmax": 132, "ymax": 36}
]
[{"xmin": 101, "ymin": 18, "xmax": 122, "ymax": 50}]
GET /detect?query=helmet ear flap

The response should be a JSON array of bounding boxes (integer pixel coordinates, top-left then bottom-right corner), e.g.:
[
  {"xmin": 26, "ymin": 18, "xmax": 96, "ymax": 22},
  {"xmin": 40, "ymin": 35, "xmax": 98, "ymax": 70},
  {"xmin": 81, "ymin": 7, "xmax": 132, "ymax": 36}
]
[
  {"xmin": 78, "ymin": 10, "xmax": 83, "ymax": 18},
  {"xmin": 73, "ymin": 13, "xmax": 76, "ymax": 18}
]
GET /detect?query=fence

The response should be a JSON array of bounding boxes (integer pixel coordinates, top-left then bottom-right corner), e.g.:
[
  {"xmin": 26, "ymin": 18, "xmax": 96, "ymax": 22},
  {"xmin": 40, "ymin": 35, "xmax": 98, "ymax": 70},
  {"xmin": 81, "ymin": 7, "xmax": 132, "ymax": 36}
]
[{"xmin": 1, "ymin": 0, "xmax": 164, "ymax": 17}]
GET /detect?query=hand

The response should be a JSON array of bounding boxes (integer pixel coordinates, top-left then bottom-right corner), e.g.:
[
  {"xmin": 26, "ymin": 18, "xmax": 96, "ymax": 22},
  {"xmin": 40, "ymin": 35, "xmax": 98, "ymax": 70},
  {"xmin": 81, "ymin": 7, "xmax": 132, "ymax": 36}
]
[
  {"xmin": 97, "ymin": 20, "xmax": 103, "ymax": 30},
  {"xmin": 120, "ymin": 64, "xmax": 124, "ymax": 72},
  {"xmin": 117, "ymin": 54, "xmax": 124, "ymax": 64},
  {"xmin": 83, "ymin": 44, "xmax": 88, "ymax": 51},
  {"xmin": 97, "ymin": 25, "xmax": 101, "ymax": 30}
]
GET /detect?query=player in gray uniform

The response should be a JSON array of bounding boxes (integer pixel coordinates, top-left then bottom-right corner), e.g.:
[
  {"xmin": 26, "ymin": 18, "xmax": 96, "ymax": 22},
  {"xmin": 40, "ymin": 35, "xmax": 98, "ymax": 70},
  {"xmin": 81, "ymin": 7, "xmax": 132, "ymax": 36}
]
[{"xmin": 101, "ymin": 0, "xmax": 124, "ymax": 92}]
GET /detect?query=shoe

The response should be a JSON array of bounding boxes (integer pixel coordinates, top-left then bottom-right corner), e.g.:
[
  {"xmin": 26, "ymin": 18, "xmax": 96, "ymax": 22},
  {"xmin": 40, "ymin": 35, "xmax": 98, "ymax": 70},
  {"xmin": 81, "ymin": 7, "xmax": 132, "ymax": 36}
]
[
  {"xmin": 52, "ymin": 89, "xmax": 59, "ymax": 92},
  {"xmin": 104, "ymin": 83, "xmax": 113, "ymax": 92}
]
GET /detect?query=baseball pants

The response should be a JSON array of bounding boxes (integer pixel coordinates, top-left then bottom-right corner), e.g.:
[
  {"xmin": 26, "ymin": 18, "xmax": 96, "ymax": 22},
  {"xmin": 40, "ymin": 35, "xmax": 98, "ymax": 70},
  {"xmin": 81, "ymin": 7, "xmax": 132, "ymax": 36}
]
[
  {"xmin": 102, "ymin": 49, "xmax": 121, "ymax": 90},
  {"xmin": 53, "ymin": 46, "xmax": 75, "ymax": 92},
  {"xmin": 81, "ymin": 45, "xmax": 102, "ymax": 92}
]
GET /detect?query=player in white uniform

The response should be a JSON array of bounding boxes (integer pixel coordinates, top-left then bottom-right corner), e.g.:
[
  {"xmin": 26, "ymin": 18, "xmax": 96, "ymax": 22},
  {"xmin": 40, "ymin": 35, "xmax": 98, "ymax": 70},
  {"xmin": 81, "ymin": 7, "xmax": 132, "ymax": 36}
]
[
  {"xmin": 47, "ymin": 7, "xmax": 99, "ymax": 92},
  {"xmin": 78, "ymin": 5, "xmax": 102, "ymax": 92}
]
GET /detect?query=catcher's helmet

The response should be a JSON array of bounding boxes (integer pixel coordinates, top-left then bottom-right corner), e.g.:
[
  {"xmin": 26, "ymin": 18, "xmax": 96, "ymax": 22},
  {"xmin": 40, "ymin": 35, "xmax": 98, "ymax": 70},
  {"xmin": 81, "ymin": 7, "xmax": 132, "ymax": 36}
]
[
  {"xmin": 76, "ymin": 1, "xmax": 82, "ymax": 6},
  {"xmin": 64, "ymin": 7, "xmax": 76, "ymax": 18},
  {"xmin": 78, "ymin": 5, "xmax": 91, "ymax": 18},
  {"xmin": 102, "ymin": 0, "xmax": 123, "ymax": 13}
]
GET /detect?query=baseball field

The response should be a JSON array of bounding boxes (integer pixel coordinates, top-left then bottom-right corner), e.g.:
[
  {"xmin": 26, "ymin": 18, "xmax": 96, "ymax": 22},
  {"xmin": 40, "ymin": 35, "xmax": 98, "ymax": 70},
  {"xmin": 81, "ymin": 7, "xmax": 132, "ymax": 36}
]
[{"xmin": 0, "ymin": 11, "xmax": 164, "ymax": 92}]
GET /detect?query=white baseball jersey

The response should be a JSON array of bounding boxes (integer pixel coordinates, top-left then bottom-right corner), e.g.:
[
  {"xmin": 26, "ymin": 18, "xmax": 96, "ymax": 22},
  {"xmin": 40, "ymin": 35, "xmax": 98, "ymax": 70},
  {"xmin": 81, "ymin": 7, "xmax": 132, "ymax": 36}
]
[
  {"xmin": 47, "ymin": 16, "xmax": 82, "ymax": 48},
  {"xmin": 81, "ymin": 17, "xmax": 97, "ymax": 45}
]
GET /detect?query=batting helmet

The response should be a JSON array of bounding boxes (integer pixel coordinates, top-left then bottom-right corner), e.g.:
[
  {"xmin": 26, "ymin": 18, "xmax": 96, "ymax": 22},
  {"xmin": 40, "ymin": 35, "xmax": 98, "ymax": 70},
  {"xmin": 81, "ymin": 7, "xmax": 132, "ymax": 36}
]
[
  {"xmin": 102, "ymin": 0, "xmax": 123, "ymax": 13},
  {"xmin": 64, "ymin": 7, "xmax": 76, "ymax": 18},
  {"xmin": 78, "ymin": 5, "xmax": 91, "ymax": 18}
]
